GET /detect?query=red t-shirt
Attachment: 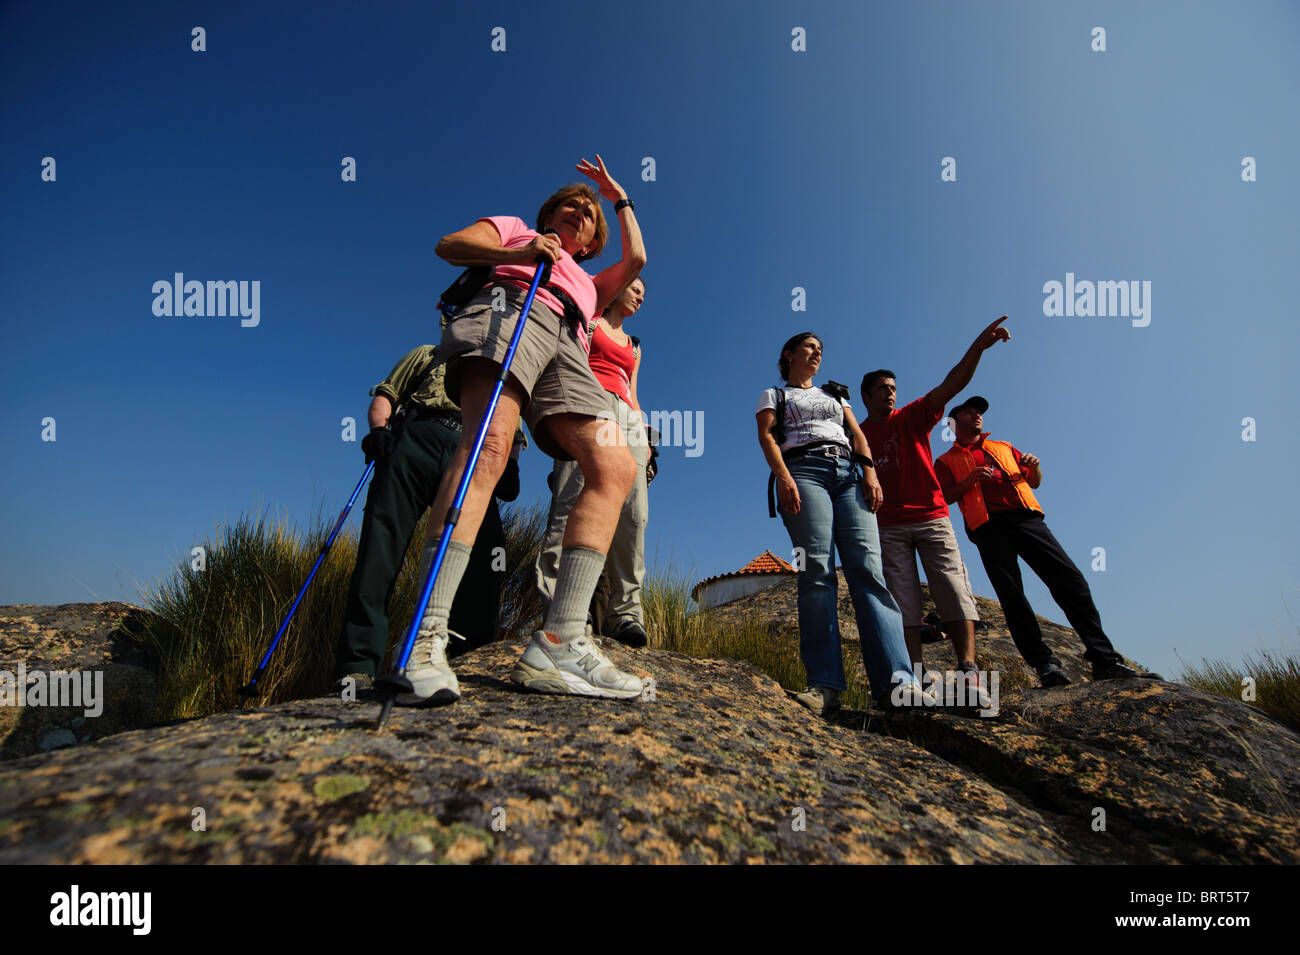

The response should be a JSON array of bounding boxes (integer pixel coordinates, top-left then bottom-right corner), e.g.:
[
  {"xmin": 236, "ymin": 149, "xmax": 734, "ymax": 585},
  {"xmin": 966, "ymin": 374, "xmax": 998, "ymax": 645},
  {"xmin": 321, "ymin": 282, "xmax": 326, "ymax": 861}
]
[
  {"xmin": 859, "ymin": 396, "xmax": 949, "ymax": 526},
  {"xmin": 588, "ymin": 322, "xmax": 635, "ymax": 405},
  {"xmin": 934, "ymin": 437, "xmax": 1026, "ymax": 513}
]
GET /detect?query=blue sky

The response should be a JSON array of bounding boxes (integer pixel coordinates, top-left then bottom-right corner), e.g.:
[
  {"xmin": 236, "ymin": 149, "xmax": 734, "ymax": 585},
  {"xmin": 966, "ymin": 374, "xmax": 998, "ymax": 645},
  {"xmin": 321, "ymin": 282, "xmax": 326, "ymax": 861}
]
[{"xmin": 2, "ymin": 1, "xmax": 1297, "ymax": 679}]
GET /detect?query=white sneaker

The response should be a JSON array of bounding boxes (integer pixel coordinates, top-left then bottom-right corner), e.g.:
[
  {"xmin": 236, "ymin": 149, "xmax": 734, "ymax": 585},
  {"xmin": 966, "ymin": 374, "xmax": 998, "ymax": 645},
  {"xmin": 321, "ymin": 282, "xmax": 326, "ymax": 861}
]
[
  {"xmin": 511, "ymin": 631, "xmax": 644, "ymax": 699},
  {"xmin": 794, "ymin": 686, "xmax": 841, "ymax": 717},
  {"xmin": 395, "ymin": 629, "xmax": 462, "ymax": 706},
  {"xmin": 889, "ymin": 679, "xmax": 940, "ymax": 709}
]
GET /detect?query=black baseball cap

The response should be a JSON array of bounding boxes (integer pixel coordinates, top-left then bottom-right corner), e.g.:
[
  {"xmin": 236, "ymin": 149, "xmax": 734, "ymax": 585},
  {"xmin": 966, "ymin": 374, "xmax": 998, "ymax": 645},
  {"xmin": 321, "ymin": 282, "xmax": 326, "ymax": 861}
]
[{"xmin": 949, "ymin": 395, "xmax": 989, "ymax": 418}]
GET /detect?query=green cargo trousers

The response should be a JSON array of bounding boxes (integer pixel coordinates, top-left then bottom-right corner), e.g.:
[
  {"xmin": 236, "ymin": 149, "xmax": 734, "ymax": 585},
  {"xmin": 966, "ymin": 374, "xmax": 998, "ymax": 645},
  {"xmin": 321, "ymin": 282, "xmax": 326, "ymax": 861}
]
[{"xmin": 336, "ymin": 416, "xmax": 505, "ymax": 678}]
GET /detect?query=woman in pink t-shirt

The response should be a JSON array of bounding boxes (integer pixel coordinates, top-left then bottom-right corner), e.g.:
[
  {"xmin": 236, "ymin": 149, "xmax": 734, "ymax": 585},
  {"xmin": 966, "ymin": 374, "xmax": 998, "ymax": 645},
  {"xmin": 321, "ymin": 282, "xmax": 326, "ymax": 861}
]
[{"xmin": 394, "ymin": 157, "xmax": 648, "ymax": 707}]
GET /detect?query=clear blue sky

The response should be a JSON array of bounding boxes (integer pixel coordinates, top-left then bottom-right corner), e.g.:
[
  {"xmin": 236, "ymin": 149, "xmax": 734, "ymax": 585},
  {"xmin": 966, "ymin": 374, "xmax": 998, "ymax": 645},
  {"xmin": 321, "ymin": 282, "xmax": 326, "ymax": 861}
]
[{"xmin": 2, "ymin": 1, "xmax": 1297, "ymax": 679}]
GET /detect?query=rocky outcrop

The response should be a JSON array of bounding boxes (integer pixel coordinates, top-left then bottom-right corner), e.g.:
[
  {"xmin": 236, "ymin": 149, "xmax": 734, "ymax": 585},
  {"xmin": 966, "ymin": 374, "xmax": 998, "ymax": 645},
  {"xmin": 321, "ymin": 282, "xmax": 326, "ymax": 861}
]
[
  {"xmin": 0, "ymin": 603, "xmax": 158, "ymax": 760},
  {"xmin": 0, "ymin": 628, "xmax": 1296, "ymax": 864}
]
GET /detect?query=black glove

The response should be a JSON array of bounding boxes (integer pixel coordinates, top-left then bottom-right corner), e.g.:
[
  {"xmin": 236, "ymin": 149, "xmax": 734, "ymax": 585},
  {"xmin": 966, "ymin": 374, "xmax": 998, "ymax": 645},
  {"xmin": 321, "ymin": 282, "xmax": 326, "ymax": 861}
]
[
  {"xmin": 361, "ymin": 426, "xmax": 396, "ymax": 464},
  {"xmin": 646, "ymin": 445, "xmax": 659, "ymax": 487},
  {"xmin": 494, "ymin": 457, "xmax": 521, "ymax": 503}
]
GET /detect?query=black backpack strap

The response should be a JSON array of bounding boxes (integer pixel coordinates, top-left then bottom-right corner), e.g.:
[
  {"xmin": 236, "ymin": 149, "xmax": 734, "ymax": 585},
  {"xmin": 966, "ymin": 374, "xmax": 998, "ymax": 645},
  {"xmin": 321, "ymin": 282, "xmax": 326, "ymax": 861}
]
[
  {"xmin": 543, "ymin": 282, "xmax": 589, "ymax": 333},
  {"xmin": 767, "ymin": 387, "xmax": 787, "ymax": 518},
  {"xmin": 437, "ymin": 265, "xmax": 494, "ymax": 319}
]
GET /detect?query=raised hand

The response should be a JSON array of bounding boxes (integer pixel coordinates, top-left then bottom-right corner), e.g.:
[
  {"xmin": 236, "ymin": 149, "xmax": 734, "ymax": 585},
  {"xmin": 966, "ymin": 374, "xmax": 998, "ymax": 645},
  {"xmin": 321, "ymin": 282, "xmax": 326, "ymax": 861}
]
[
  {"xmin": 975, "ymin": 315, "xmax": 1010, "ymax": 351},
  {"xmin": 577, "ymin": 155, "xmax": 626, "ymax": 202}
]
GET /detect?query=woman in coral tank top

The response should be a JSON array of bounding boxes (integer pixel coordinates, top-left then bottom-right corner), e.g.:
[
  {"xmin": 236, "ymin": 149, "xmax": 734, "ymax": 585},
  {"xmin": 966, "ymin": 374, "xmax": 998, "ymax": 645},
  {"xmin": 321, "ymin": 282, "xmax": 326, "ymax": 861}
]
[{"xmin": 536, "ymin": 277, "xmax": 651, "ymax": 646}]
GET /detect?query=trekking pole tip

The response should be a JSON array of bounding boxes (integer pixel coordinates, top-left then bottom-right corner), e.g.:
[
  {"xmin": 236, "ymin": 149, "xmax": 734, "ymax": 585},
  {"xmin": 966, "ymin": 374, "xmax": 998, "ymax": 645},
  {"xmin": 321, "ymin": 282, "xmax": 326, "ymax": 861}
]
[{"xmin": 376, "ymin": 698, "xmax": 394, "ymax": 733}]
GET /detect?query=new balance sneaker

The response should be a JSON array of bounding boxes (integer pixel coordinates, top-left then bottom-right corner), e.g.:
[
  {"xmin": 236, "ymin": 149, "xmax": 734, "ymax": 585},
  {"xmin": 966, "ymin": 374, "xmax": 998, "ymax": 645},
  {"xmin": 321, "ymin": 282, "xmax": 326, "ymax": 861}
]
[
  {"xmin": 794, "ymin": 686, "xmax": 841, "ymax": 717},
  {"xmin": 395, "ymin": 629, "xmax": 463, "ymax": 707},
  {"xmin": 1092, "ymin": 659, "xmax": 1163, "ymax": 681},
  {"xmin": 511, "ymin": 631, "xmax": 644, "ymax": 699}
]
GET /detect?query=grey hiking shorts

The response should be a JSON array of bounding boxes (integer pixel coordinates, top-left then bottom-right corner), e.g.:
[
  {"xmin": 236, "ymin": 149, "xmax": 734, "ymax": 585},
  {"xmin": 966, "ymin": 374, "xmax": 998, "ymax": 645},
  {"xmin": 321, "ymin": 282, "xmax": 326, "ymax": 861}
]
[{"xmin": 439, "ymin": 282, "xmax": 609, "ymax": 460}]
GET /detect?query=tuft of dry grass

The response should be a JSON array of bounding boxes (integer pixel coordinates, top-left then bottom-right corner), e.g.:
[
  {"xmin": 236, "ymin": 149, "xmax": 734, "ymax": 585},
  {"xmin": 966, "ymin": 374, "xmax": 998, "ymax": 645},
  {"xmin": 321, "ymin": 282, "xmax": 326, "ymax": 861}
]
[
  {"xmin": 136, "ymin": 502, "xmax": 547, "ymax": 721},
  {"xmin": 135, "ymin": 502, "xmax": 918, "ymax": 721},
  {"xmin": 1180, "ymin": 645, "xmax": 1300, "ymax": 735}
]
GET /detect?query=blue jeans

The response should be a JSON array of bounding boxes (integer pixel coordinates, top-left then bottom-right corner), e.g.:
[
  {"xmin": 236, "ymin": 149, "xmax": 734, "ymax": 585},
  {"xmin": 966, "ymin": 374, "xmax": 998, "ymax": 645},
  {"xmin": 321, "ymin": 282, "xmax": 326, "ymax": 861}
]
[{"xmin": 779, "ymin": 454, "xmax": 912, "ymax": 696}]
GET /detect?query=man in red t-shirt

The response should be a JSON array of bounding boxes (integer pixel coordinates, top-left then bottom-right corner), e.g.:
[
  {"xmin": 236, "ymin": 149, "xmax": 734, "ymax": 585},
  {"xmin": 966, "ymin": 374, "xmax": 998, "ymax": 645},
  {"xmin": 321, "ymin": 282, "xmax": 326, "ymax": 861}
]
[{"xmin": 858, "ymin": 316, "xmax": 1009, "ymax": 688}]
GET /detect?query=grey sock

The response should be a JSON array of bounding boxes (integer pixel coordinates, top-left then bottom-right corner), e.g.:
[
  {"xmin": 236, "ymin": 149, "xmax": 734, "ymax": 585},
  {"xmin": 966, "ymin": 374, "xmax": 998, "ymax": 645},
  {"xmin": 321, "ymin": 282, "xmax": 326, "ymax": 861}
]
[
  {"xmin": 417, "ymin": 540, "xmax": 472, "ymax": 636},
  {"xmin": 543, "ymin": 546, "xmax": 607, "ymax": 642}
]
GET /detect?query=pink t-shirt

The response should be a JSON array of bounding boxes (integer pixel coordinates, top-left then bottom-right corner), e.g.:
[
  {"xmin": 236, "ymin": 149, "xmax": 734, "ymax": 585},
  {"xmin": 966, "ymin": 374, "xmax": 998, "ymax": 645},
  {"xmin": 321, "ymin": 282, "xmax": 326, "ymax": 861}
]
[{"xmin": 481, "ymin": 216, "xmax": 599, "ymax": 351}]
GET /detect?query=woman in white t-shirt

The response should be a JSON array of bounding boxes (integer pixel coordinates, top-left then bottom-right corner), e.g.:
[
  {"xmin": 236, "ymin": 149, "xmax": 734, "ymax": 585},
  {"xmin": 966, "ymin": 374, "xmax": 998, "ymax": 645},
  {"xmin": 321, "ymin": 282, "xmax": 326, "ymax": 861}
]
[{"xmin": 756, "ymin": 332, "xmax": 926, "ymax": 716}]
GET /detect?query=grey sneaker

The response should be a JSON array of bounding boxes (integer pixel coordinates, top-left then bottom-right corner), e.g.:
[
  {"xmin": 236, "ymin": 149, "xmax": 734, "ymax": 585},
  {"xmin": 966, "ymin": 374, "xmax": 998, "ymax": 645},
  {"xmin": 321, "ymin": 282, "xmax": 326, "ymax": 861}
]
[
  {"xmin": 794, "ymin": 686, "xmax": 841, "ymax": 717},
  {"xmin": 395, "ymin": 629, "xmax": 463, "ymax": 706},
  {"xmin": 511, "ymin": 631, "xmax": 644, "ymax": 699}
]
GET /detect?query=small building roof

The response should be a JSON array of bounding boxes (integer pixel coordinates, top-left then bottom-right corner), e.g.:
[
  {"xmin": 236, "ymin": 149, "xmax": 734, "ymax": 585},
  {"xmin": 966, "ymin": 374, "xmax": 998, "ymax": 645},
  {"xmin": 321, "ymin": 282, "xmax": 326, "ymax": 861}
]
[{"xmin": 691, "ymin": 550, "xmax": 796, "ymax": 602}]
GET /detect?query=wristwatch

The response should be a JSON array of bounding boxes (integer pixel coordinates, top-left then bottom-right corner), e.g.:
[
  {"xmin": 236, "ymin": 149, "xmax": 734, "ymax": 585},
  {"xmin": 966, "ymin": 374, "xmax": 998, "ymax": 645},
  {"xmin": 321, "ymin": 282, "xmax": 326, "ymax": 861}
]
[
  {"xmin": 852, "ymin": 452, "xmax": 874, "ymax": 469},
  {"xmin": 614, "ymin": 198, "xmax": 634, "ymax": 212}
]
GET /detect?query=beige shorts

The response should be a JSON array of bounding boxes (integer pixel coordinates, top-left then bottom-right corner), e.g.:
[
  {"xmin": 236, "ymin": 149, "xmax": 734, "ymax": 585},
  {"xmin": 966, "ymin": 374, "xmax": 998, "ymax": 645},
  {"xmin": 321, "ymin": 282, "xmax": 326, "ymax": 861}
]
[
  {"xmin": 439, "ymin": 282, "xmax": 609, "ymax": 460},
  {"xmin": 878, "ymin": 517, "xmax": 979, "ymax": 626}
]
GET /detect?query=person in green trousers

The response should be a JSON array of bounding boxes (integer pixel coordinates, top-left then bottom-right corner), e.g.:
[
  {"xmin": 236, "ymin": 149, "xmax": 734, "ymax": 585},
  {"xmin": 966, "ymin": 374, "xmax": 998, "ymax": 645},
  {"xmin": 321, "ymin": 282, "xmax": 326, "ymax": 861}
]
[{"xmin": 334, "ymin": 344, "xmax": 523, "ymax": 686}]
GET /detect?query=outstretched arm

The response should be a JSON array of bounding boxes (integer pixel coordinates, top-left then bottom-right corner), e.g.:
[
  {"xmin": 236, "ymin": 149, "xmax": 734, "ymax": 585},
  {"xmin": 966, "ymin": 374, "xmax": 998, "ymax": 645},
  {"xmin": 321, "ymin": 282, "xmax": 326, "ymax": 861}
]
[
  {"xmin": 580, "ymin": 155, "xmax": 647, "ymax": 313},
  {"xmin": 926, "ymin": 316, "xmax": 1010, "ymax": 416}
]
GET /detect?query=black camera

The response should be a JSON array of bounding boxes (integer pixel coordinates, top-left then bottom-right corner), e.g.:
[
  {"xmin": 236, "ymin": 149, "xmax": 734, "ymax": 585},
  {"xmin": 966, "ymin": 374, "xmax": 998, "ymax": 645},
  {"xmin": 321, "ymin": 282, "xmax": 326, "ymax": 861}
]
[{"xmin": 821, "ymin": 379, "xmax": 851, "ymax": 403}]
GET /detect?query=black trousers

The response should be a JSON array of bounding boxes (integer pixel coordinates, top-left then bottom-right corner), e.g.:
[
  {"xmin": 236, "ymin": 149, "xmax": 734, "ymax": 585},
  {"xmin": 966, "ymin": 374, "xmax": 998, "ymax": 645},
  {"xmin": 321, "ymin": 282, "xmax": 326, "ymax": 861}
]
[
  {"xmin": 968, "ymin": 510, "xmax": 1120, "ymax": 668},
  {"xmin": 335, "ymin": 417, "xmax": 504, "ymax": 678}
]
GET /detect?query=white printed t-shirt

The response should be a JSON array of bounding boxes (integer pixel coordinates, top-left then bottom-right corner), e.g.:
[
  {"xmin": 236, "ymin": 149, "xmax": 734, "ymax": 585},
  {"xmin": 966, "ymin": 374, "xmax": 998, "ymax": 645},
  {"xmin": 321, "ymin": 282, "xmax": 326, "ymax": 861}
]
[{"xmin": 756, "ymin": 385, "xmax": 852, "ymax": 453}]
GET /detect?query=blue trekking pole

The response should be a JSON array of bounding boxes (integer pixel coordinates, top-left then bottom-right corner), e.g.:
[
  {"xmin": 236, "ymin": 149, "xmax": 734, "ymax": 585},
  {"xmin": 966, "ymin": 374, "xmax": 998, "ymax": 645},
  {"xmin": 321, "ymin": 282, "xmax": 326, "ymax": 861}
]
[
  {"xmin": 375, "ymin": 252, "xmax": 553, "ymax": 730},
  {"xmin": 239, "ymin": 461, "xmax": 375, "ymax": 703}
]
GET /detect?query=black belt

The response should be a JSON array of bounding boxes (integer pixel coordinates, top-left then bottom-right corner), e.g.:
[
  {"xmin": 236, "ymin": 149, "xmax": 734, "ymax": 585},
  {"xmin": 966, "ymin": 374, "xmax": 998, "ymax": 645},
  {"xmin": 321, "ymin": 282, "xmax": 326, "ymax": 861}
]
[
  {"xmin": 410, "ymin": 409, "xmax": 463, "ymax": 432},
  {"xmin": 767, "ymin": 442, "xmax": 852, "ymax": 517}
]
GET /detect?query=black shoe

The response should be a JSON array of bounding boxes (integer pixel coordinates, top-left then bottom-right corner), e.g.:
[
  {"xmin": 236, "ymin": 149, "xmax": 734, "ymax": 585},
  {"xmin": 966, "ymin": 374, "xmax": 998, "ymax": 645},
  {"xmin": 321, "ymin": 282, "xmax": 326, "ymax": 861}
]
[
  {"xmin": 1036, "ymin": 660, "xmax": 1072, "ymax": 688},
  {"xmin": 612, "ymin": 620, "xmax": 648, "ymax": 648},
  {"xmin": 334, "ymin": 671, "xmax": 375, "ymax": 699},
  {"xmin": 1092, "ymin": 659, "xmax": 1163, "ymax": 681}
]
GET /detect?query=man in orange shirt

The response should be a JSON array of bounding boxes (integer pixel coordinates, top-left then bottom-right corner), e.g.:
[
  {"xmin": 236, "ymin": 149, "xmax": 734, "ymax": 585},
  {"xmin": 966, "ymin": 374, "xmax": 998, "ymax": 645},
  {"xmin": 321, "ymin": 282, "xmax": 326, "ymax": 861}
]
[{"xmin": 935, "ymin": 397, "xmax": 1161, "ymax": 686}]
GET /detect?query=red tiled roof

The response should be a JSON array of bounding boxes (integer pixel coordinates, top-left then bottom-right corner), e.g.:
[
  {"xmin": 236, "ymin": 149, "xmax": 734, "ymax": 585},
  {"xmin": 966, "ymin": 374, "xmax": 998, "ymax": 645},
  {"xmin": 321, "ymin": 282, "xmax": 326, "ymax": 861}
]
[
  {"xmin": 691, "ymin": 550, "xmax": 796, "ymax": 601},
  {"xmin": 737, "ymin": 551, "xmax": 795, "ymax": 575}
]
